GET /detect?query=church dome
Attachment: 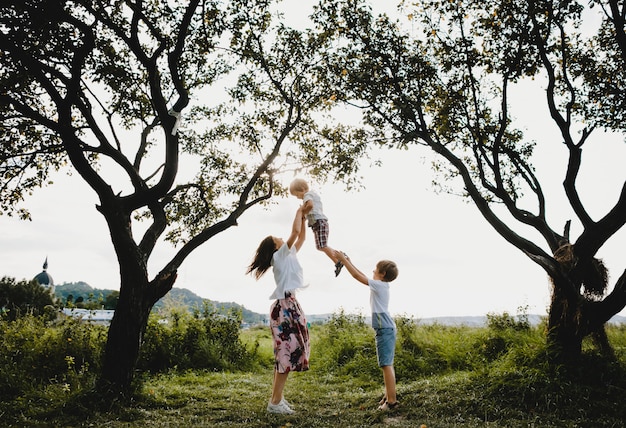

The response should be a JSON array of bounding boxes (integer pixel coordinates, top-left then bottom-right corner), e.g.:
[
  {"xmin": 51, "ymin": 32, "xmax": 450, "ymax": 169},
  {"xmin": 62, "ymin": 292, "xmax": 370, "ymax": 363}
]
[{"xmin": 34, "ymin": 257, "xmax": 54, "ymax": 292}]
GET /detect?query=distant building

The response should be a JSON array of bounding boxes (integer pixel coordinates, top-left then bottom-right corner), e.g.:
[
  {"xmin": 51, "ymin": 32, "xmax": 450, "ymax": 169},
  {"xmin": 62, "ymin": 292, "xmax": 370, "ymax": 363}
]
[
  {"xmin": 61, "ymin": 308, "xmax": 114, "ymax": 325},
  {"xmin": 33, "ymin": 257, "xmax": 55, "ymax": 295}
]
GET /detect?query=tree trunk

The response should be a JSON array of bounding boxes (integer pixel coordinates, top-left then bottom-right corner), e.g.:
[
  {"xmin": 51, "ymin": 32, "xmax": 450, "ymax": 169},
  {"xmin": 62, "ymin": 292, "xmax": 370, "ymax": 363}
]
[
  {"xmin": 546, "ymin": 274, "xmax": 620, "ymax": 363},
  {"xmin": 94, "ymin": 205, "xmax": 160, "ymax": 395},
  {"xmin": 95, "ymin": 263, "xmax": 177, "ymax": 394},
  {"xmin": 97, "ymin": 273, "xmax": 152, "ymax": 395},
  {"xmin": 544, "ymin": 246, "xmax": 626, "ymax": 364},
  {"xmin": 547, "ymin": 261, "xmax": 588, "ymax": 364},
  {"xmin": 546, "ymin": 277, "xmax": 584, "ymax": 363}
]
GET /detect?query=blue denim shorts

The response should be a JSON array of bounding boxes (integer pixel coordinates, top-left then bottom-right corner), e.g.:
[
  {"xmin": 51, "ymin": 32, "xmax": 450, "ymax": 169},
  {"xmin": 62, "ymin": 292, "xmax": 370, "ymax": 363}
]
[{"xmin": 375, "ymin": 328, "xmax": 396, "ymax": 367}]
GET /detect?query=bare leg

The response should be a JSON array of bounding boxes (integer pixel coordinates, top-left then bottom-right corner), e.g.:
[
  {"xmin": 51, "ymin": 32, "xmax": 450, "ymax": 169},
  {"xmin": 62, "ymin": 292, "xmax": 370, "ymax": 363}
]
[
  {"xmin": 270, "ymin": 370, "xmax": 289, "ymax": 405},
  {"xmin": 382, "ymin": 365, "xmax": 397, "ymax": 404},
  {"xmin": 320, "ymin": 246, "xmax": 338, "ymax": 263}
]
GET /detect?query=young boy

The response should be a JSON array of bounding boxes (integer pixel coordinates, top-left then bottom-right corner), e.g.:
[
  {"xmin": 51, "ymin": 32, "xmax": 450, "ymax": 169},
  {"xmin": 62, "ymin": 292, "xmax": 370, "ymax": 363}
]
[
  {"xmin": 289, "ymin": 178, "xmax": 343, "ymax": 276},
  {"xmin": 334, "ymin": 250, "xmax": 399, "ymax": 411}
]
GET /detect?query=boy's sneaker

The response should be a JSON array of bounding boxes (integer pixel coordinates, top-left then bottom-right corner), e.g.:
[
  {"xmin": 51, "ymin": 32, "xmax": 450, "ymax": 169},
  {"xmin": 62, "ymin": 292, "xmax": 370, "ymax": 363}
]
[
  {"xmin": 334, "ymin": 261, "xmax": 344, "ymax": 276},
  {"xmin": 267, "ymin": 400, "xmax": 295, "ymax": 414}
]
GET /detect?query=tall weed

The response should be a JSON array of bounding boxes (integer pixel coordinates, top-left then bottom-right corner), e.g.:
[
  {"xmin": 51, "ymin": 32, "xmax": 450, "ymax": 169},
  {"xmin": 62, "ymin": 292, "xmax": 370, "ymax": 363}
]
[
  {"xmin": 312, "ymin": 311, "xmax": 552, "ymax": 384},
  {"xmin": 395, "ymin": 317, "xmax": 487, "ymax": 379}
]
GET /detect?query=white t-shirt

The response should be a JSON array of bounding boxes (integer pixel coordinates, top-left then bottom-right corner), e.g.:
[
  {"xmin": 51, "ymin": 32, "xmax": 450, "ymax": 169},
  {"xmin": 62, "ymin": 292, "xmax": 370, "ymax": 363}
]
[
  {"xmin": 368, "ymin": 279, "xmax": 396, "ymax": 329},
  {"xmin": 303, "ymin": 190, "xmax": 328, "ymax": 226},
  {"xmin": 269, "ymin": 242, "xmax": 304, "ymax": 300}
]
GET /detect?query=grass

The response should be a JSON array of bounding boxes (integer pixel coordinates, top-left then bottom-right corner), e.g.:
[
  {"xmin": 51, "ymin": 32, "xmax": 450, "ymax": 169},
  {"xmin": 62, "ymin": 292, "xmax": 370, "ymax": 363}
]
[
  {"xmin": 2, "ymin": 319, "xmax": 626, "ymax": 427},
  {"xmin": 12, "ymin": 368, "xmax": 625, "ymax": 427}
]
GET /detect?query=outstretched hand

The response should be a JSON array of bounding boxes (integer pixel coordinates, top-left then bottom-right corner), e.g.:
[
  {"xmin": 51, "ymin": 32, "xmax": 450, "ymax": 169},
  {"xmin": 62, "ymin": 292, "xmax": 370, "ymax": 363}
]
[
  {"xmin": 333, "ymin": 250, "xmax": 368, "ymax": 285},
  {"xmin": 334, "ymin": 250, "xmax": 349, "ymax": 263}
]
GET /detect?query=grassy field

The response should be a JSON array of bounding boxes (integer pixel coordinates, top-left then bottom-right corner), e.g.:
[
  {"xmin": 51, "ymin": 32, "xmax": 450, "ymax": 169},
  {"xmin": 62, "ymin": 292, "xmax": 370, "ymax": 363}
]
[
  {"xmin": 3, "ymin": 315, "xmax": 626, "ymax": 427},
  {"xmin": 15, "ymin": 365, "xmax": 625, "ymax": 427}
]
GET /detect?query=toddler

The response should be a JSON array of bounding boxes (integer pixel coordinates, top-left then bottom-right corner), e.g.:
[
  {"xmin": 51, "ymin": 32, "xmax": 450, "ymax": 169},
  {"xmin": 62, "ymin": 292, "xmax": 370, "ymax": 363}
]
[{"xmin": 289, "ymin": 178, "xmax": 343, "ymax": 276}]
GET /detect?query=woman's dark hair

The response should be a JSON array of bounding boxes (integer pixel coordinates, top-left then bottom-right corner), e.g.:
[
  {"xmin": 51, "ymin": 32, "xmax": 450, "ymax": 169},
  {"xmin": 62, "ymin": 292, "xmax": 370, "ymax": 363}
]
[{"xmin": 246, "ymin": 236, "xmax": 276, "ymax": 280}]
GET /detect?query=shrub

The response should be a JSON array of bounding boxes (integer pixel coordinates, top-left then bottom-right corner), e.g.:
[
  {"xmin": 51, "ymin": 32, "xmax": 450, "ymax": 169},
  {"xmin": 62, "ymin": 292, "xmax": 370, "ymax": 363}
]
[
  {"xmin": 0, "ymin": 277, "xmax": 55, "ymax": 321},
  {"xmin": 467, "ymin": 343, "xmax": 626, "ymax": 424},
  {"xmin": 394, "ymin": 316, "xmax": 492, "ymax": 380},
  {"xmin": 312, "ymin": 311, "xmax": 489, "ymax": 383},
  {"xmin": 310, "ymin": 310, "xmax": 379, "ymax": 378},
  {"xmin": 475, "ymin": 309, "xmax": 537, "ymax": 362},
  {"xmin": 0, "ymin": 314, "xmax": 106, "ymax": 401},
  {"xmin": 486, "ymin": 309, "xmax": 531, "ymax": 332},
  {"xmin": 313, "ymin": 312, "xmax": 493, "ymax": 381},
  {"xmin": 138, "ymin": 301, "xmax": 259, "ymax": 372}
]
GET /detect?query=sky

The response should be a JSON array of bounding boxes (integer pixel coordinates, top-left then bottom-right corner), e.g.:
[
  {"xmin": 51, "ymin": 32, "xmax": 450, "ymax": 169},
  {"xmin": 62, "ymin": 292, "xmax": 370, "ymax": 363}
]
[
  {"xmin": 4, "ymin": 131, "xmax": 625, "ymax": 320},
  {"xmin": 2, "ymin": 1, "xmax": 626, "ymax": 320},
  {"xmin": 0, "ymin": 146, "xmax": 548, "ymax": 319}
]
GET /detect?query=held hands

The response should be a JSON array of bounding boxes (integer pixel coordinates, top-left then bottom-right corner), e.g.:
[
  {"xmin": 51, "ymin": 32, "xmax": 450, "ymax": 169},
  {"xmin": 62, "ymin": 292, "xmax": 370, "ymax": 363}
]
[
  {"xmin": 334, "ymin": 250, "xmax": 349, "ymax": 263},
  {"xmin": 334, "ymin": 250, "xmax": 367, "ymax": 285}
]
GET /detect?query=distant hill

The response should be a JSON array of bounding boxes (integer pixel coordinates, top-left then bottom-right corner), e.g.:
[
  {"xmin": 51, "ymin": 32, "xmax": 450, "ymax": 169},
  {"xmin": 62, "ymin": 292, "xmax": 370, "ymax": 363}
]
[
  {"xmin": 55, "ymin": 281, "xmax": 118, "ymax": 308},
  {"xmin": 54, "ymin": 282, "xmax": 266, "ymax": 324},
  {"xmin": 55, "ymin": 281, "xmax": 116, "ymax": 300},
  {"xmin": 153, "ymin": 287, "xmax": 267, "ymax": 324}
]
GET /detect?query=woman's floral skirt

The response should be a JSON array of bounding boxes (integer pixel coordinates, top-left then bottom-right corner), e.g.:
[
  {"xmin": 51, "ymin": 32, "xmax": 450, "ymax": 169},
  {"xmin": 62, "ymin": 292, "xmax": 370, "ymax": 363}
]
[{"xmin": 270, "ymin": 294, "xmax": 310, "ymax": 373}]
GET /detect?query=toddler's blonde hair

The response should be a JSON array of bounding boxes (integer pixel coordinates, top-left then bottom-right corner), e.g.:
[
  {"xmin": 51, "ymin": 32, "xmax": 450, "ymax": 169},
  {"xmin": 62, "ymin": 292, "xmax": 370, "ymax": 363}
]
[{"xmin": 289, "ymin": 178, "xmax": 309, "ymax": 194}]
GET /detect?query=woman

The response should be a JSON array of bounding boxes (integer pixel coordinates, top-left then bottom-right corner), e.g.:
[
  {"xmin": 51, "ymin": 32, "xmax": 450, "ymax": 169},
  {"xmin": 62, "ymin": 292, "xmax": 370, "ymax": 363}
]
[{"xmin": 246, "ymin": 206, "xmax": 309, "ymax": 415}]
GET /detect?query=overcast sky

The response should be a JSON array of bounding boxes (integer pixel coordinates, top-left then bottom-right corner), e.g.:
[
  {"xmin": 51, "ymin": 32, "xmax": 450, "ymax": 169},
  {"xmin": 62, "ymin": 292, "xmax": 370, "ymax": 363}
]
[
  {"xmin": 4, "ymin": 134, "xmax": 625, "ymax": 319},
  {"xmin": 2, "ymin": 1, "xmax": 625, "ymax": 320},
  {"xmin": 0, "ymin": 146, "xmax": 543, "ymax": 318}
]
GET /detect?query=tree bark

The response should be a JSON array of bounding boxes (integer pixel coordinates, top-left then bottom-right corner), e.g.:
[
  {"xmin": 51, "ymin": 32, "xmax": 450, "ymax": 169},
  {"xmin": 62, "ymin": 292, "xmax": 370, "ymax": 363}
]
[
  {"xmin": 94, "ymin": 202, "xmax": 170, "ymax": 394},
  {"xmin": 98, "ymin": 283, "xmax": 152, "ymax": 394},
  {"xmin": 546, "ymin": 266, "xmax": 626, "ymax": 363},
  {"xmin": 546, "ymin": 281, "xmax": 584, "ymax": 363}
]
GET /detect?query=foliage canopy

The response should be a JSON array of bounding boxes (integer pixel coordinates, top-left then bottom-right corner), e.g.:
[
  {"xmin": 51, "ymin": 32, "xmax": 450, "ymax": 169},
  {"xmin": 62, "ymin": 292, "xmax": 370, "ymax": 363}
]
[
  {"xmin": 0, "ymin": 0, "xmax": 367, "ymax": 391},
  {"xmin": 310, "ymin": 0, "xmax": 626, "ymax": 360}
]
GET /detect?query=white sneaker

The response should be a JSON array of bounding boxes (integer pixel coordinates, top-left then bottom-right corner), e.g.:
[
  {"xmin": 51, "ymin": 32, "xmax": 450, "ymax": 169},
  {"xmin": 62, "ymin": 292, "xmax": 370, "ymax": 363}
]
[
  {"xmin": 280, "ymin": 398, "xmax": 294, "ymax": 409},
  {"xmin": 267, "ymin": 399, "xmax": 295, "ymax": 414}
]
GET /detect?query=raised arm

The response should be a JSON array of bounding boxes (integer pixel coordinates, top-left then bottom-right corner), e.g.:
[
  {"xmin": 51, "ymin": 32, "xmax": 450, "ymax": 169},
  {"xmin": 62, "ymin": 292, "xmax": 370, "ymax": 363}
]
[
  {"xmin": 335, "ymin": 251, "xmax": 369, "ymax": 285},
  {"xmin": 301, "ymin": 199, "xmax": 313, "ymax": 215},
  {"xmin": 286, "ymin": 207, "xmax": 306, "ymax": 251}
]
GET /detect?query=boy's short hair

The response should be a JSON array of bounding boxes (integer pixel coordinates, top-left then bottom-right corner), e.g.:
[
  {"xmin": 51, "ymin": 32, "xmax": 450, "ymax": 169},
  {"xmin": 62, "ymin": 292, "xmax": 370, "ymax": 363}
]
[
  {"xmin": 289, "ymin": 178, "xmax": 309, "ymax": 193},
  {"xmin": 377, "ymin": 260, "xmax": 398, "ymax": 282}
]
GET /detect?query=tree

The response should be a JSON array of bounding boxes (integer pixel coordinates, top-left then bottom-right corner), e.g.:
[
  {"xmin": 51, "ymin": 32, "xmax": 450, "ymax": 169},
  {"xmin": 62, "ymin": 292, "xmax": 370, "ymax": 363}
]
[
  {"xmin": 104, "ymin": 290, "xmax": 119, "ymax": 310},
  {"xmin": 313, "ymin": 0, "xmax": 626, "ymax": 362},
  {"xmin": 0, "ymin": 0, "xmax": 361, "ymax": 393},
  {"xmin": 0, "ymin": 277, "xmax": 55, "ymax": 321}
]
